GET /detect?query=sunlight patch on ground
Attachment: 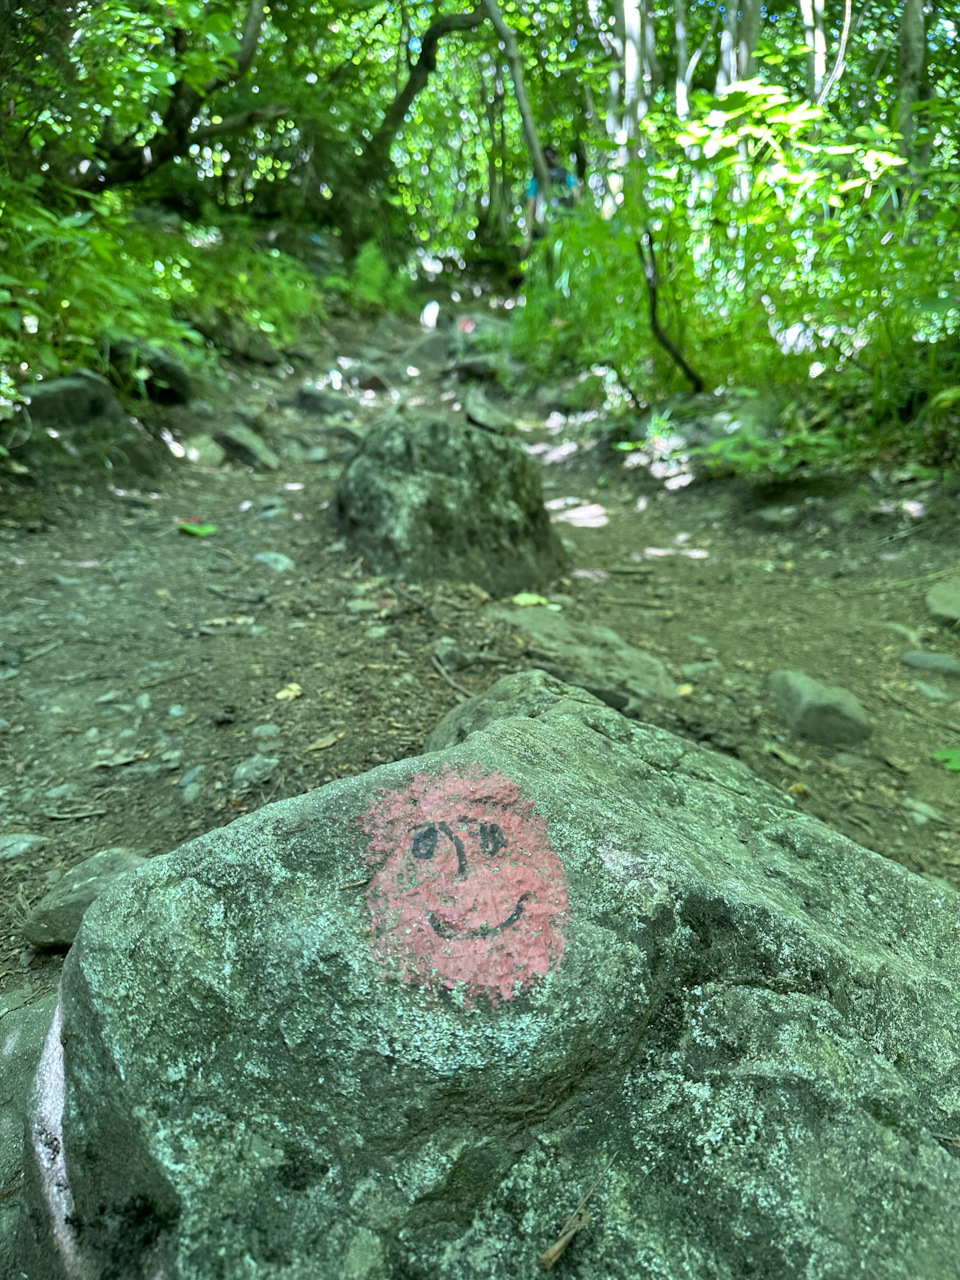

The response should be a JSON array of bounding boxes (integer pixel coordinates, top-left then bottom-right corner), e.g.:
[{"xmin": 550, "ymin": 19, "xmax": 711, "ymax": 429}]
[
  {"xmin": 642, "ymin": 546, "xmax": 710, "ymax": 559},
  {"xmin": 543, "ymin": 442, "xmax": 579, "ymax": 465},
  {"xmin": 550, "ymin": 503, "xmax": 609, "ymax": 528}
]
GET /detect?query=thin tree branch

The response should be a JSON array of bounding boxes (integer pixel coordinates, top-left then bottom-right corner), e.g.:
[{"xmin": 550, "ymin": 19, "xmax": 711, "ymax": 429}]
[
  {"xmin": 368, "ymin": 5, "xmax": 486, "ymax": 158},
  {"xmin": 817, "ymin": 0, "xmax": 852, "ymax": 106},
  {"xmin": 636, "ymin": 232, "xmax": 704, "ymax": 393},
  {"xmin": 189, "ymin": 103, "xmax": 289, "ymax": 145}
]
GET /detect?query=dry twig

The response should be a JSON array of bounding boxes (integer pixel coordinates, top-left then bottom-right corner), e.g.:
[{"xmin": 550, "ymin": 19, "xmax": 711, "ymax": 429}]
[
  {"xmin": 538, "ymin": 1152, "xmax": 617, "ymax": 1271},
  {"xmin": 430, "ymin": 654, "xmax": 472, "ymax": 699}
]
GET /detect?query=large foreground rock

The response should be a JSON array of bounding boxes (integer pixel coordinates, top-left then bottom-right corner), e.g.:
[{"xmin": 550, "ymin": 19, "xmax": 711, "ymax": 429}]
[
  {"xmin": 18, "ymin": 674, "xmax": 960, "ymax": 1279},
  {"xmin": 334, "ymin": 415, "xmax": 568, "ymax": 595}
]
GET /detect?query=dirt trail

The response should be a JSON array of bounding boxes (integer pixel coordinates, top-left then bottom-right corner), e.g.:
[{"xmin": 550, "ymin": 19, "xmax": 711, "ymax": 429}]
[{"xmin": 2, "ymin": 311, "xmax": 959, "ymax": 1000}]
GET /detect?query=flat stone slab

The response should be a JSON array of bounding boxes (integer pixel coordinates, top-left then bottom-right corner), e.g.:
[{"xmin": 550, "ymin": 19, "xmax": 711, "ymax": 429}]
[
  {"xmin": 926, "ymin": 577, "xmax": 960, "ymax": 626},
  {"xmin": 23, "ymin": 847, "xmax": 148, "ymax": 950},
  {"xmin": 769, "ymin": 668, "xmax": 871, "ymax": 744},
  {"xmin": 901, "ymin": 650, "xmax": 960, "ymax": 678},
  {"xmin": 17, "ymin": 675, "xmax": 960, "ymax": 1279},
  {"xmin": 490, "ymin": 603, "xmax": 677, "ymax": 710}
]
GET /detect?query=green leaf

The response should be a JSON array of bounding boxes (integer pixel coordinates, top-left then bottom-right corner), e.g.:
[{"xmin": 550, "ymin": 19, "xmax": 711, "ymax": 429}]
[
  {"xmin": 932, "ymin": 749, "xmax": 960, "ymax": 772},
  {"xmin": 177, "ymin": 522, "xmax": 218, "ymax": 537}
]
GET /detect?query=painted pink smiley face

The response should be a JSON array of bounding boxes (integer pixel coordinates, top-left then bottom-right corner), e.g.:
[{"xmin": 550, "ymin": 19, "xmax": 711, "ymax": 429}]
[{"xmin": 362, "ymin": 768, "xmax": 568, "ymax": 1005}]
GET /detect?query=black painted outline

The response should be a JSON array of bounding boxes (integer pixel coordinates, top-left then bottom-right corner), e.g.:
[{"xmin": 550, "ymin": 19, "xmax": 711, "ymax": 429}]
[{"xmin": 409, "ymin": 820, "xmax": 530, "ymax": 941}]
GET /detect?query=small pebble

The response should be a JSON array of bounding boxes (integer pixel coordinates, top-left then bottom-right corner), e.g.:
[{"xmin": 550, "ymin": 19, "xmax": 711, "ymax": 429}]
[
  {"xmin": 84, "ymin": 727, "xmax": 100, "ymax": 742},
  {"xmin": 911, "ymin": 679, "xmax": 949, "ymax": 702},
  {"xmin": 136, "ymin": 692, "xmax": 151, "ymax": 710},
  {"xmin": 901, "ymin": 651, "xmax": 960, "ymax": 678},
  {"xmin": 179, "ymin": 765, "xmax": 205, "ymax": 788},
  {"xmin": 232, "ymin": 754, "xmax": 279, "ymax": 789},
  {"xmin": 168, "ymin": 704, "xmax": 187, "ymax": 718},
  {"xmin": 181, "ymin": 783, "xmax": 203, "ymax": 806},
  {"xmin": 0, "ymin": 833, "xmax": 47, "ymax": 861},
  {"xmin": 45, "ymin": 783, "xmax": 78, "ymax": 800},
  {"xmin": 254, "ymin": 551, "xmax": 295, "ymax": 573},
  {"xmin": 252, "ymin": 723, "xmax": 281, "ymax": 739}
]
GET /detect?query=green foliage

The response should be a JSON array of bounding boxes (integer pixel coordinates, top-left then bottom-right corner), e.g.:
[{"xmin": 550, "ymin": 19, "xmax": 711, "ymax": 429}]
[
  {"xmin": 323, "ymin": 241, "xmax": 412, "ymax": 315},
  {"xmin": 0, "ymin": 172, "xmax": 326, "ymax": 468},
  {"xmin": 161, "ymin": 218, "xmax": 326, "ymax": 342},
  {"xmin": 933, "ymin": 750, "xmax": 960, "ymax": 773},
  {"xmin": 513, "ymin": 80, "xmax": 960, "ymax": 480},
  {"xmin": 0, "ymin": 175, "xmax": 201, "ymax": 410}
]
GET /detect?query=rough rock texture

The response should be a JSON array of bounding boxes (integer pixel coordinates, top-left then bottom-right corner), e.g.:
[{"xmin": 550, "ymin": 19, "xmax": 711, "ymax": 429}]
[
  {"xmin": 769, "ymin": 668, "xmax": 871, "ymax": 744},
  {"xmin": 296, "ymin": 383, "xmax": 346, "ymax": 416},
  {"xmin": 0, "ymin": 989, "xmax": 59, "ymax": 1275},
  {"xmin": 23, "ymin": 847, "xmax": 148, "ymax": 950},
  {"xmin": 214, "ymin": 422, "xmax": 280, "ymax": 470},
  {"xmin": 490, "ymin": 603, "xmax": 677, "ymax": 712},
  {"xmin": 334, "ymin": 416, "xmax": 568, "ymax": 595},
  {"xmin": 901, "ymin": 650, "xmax": 960, "ymax": 678},
  {"xmin": 18, "ymin": 673, "xmax": 960, "ymax": 1280},
  {"xmin": 24, "ymin": 372, "xmax": 123, "ymax": 431},
  {"xmin": 926, "ymin": 577, "xmax": 960, "ymax": 626}
]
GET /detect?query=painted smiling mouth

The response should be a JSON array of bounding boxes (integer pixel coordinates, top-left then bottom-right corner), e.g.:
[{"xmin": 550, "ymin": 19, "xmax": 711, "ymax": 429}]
[{"xmin": 426, "ymin": 893, "xmax": 532, "ymax": 941}]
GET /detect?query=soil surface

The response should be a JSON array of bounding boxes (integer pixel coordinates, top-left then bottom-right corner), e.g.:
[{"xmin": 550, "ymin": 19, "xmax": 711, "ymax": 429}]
[{"xmin": 2, "ymin": 308, "xmax": 960, "ymax": 1003}]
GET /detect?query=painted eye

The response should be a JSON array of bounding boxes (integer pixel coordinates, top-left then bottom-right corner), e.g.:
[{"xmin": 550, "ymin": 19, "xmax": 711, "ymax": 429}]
[
  {"xmin": 411, "ymin": 824, "xmax": 438, "ymax": 860},
  {"xmin": 479, "ymin": 822, "xmax": 507, "ymax": 857}
]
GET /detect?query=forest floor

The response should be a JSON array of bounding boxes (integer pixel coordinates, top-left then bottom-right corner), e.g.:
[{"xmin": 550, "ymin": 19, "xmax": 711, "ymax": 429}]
[{"xmin": 2, "ymin": 304, "xmax": 960, "ymax": 1001}]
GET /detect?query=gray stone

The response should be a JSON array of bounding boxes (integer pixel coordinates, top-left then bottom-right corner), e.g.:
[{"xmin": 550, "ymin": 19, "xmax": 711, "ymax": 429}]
[
  {"xmin": 17, "ymin": 672, "xmax": 960, "ymax": 1280},
  {"xmin": 770, "ymin": 669, "xmax": 871, "ymax": 744},
  {"xmin": 432, "ymin": 636, "xmax": 469, "ymax": 672},
  {"xmin": 187, "ymin": 307, "xmax": 280, "ymax": 365},
  {"xmin": 489, "ymin": 604, "xmax": 677, "ymax": 711},
  {"xmin": 244, "ymin": 332, "xmax": 282, "ymax": 366},
  {"xmin": 0, "ymin": 833, "xmax": 47, "ymax": 862},
  {"xmin": 911, "ymin": 679, "xmax": 950, "ymax": 702},
  {"xmin": 926, "ymin": 577, "xmax": 960, "ymax": 626},
  {"xmin": 462, "ymin": 386, "xmax": 515, "ymax": 434},
  {"xmin": 334, "ymin": 416, "xmax": 568, "ymax": 596},
  {"xmin": 405, "ymin": 331, "xmax": 451, "ymax": 368},
  {"xmin": 426, "ymin": 668, "xmax": 608, "ymax": 750},
  {"xmin": 24, "ymin": 371, "xmax": 122, "ymax": 430},
  {"xmin": 111, "ymin": 341, "xmax": 192, "ymax": 405},
  {"xmin": 181, "ymin": 434, "xmax": 226, "ymax": 468},
  {"xmin": 215, "ymin": 423, "xmax": 280, "ymax": 471},
  {"xmin": 23, "ymin": 847, "xmax": 147, "ymax": 949},
  {"xmin": 232, "ymin": 753, "xmax": 279, "ymax": 789},
  {"xmin": 253, "ymin": 551, "xmax": 295, "ymax": 573},
  {"xmin": 296, "ymin": 384, "xmax": 344, "ymax": 416},
  {"xmin": 754, "ymin": 504, "xmax": 801, "ymax": 529},
  {"xmin": 252, "ymin": 723, "xmax": 281, "ymax": 739},
  {"xmin": 0, "ymin": 987, "xmax": 59, "ymax": 1275},
  {"xmin": 901, "ymin": 650, "xmax": 960, "ymax": 678}
]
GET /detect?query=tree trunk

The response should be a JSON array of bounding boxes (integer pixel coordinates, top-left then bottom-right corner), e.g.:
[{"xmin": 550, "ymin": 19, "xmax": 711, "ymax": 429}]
[
  {"xmin": 897, "ymin": 0, "xmax": 929, "ymax": 160},
  {"xmin": 480, "ymin": 0, "xmax": 550, "ymax": 200},
  {"xmin": 718, "ymin": 0, "xmax": 763, "ymax": 91},
  {"xmin": 798, "ymin": 0, "xmax": 826, "ymax": 101}
]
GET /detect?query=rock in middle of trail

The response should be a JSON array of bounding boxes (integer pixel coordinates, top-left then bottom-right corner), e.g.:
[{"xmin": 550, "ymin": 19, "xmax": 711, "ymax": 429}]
[
  {"xmin": 18, "ymin": 673, "xmax": 960, "ymax": 1280},
  {"xmin": 333, "ymin": 414, "xmax": 568, "ymax": 594}
]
